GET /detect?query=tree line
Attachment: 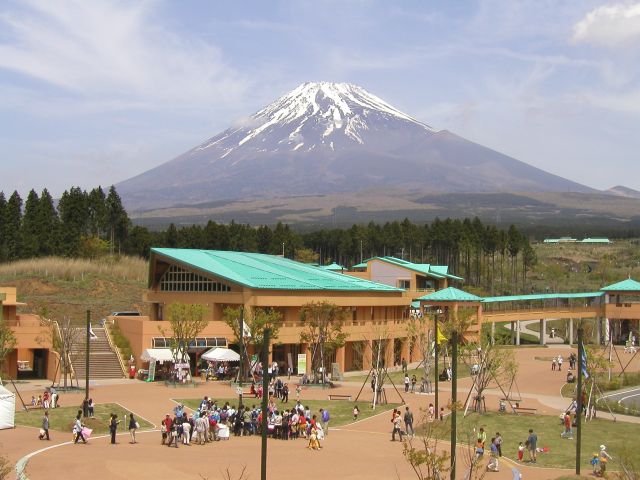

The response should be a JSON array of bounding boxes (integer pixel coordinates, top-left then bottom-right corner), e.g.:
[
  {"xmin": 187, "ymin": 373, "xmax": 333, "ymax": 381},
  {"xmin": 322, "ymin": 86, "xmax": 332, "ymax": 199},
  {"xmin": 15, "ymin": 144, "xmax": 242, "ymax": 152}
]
[
  {"xmin": 0, "ymin": 186, "xmax": 128, "ymax": 260},
  {"xmin": 0, "ymin": 186, "xmax": 537, "ymax": 295}
]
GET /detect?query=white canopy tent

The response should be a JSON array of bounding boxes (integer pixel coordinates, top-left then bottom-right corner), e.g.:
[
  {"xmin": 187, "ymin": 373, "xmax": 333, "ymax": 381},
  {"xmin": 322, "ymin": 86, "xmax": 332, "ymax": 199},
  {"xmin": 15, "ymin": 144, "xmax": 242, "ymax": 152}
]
[
  {"xmin": 201, "ymin": 347, "xmax": 240, "ymax": 362},
  {"xmin": 0, "ymin": 384, "xmax": 16, "ymax": 430},
  {"xmin": 141, "ymin": 348, "xmax": 190, "ymax": 363}
]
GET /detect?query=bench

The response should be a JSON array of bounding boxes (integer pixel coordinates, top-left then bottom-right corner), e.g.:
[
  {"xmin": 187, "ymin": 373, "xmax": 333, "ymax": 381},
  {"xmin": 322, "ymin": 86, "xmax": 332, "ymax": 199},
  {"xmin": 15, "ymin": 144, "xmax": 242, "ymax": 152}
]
[
  {"xmin": 328, "ymin": 394, "xmax": 352, "ymax": 401},
  {"xmin": 514, "ymin": 406, "xmax": 537, "ymax": 415}
]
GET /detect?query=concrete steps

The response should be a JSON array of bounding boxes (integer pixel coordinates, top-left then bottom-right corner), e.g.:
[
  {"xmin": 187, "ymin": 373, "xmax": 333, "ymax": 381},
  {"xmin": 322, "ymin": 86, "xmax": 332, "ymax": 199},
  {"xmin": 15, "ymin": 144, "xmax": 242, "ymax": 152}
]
[{"xmin": 70, "ymin": 327, "xmax": 125, "ymax": 379}]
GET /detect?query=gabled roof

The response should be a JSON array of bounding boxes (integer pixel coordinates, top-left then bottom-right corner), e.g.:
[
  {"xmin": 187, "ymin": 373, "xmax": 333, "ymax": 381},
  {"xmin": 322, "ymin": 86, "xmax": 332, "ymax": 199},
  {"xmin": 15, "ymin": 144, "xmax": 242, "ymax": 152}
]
[
  {"xmin": 351, "ymin": 262, "xmax": 368, "ymax": 269},
  {"xmin": 601, "ymin": 278, "xmax": 640, "ymax": 292},
  {"xmin": 319, "ymin": 262, "xmax": 345, "ymax": 271},
  {"xmin": 368, "ymin": 256, "xmax": 464, "ymax": 281},
  {"xmin": 415, "ymin": 287, "xmax": 481, "ymax": 302},
  {"xmin": 150, "ymin": 248, "xmax": 402, "ymax": 292},
  {"xmin": 482, "ymin": 292, "xmax": 603, "ymax": 303}
]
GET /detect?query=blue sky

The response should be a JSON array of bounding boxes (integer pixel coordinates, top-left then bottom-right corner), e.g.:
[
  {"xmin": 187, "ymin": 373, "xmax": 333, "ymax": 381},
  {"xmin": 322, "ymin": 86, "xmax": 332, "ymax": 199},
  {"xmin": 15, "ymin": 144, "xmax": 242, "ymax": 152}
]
[{"xmin": 1, "ymin": 0, "xmax": 640, "ymax": 197}]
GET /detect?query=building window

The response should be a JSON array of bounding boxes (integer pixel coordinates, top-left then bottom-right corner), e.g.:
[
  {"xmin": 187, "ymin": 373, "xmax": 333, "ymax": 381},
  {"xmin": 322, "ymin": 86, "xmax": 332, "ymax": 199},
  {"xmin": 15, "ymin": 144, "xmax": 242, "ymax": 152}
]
[
  {"xmin": 398, "ymin": 279, "xmax": 410, "ymax": 289},
  {"xmin": 159, "ymin": 264, "xmax": 231, "ymax": 292},
  {"xmin": 152, "ymin": 337, "xmax": 227, "ymax": 349}
]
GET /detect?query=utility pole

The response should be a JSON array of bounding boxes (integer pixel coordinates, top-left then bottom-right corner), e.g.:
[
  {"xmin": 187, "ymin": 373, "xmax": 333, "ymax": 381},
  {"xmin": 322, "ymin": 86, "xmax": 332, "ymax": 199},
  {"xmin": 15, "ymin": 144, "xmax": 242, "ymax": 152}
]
[
  {"xmin": 84, "ymin": 310, "xmax": 90, "ymax": 417},
  {"xmin": 360, "ymin": 240, "xmax": 363, "ymax": 263},
  {"xmin": 450, "ymin": 330, "xmax": 458, "ymax": 480},
  {"xmin": 282, "ymin": 242, "xmax": 285, "ymax": 257},
  {"xmin": 260, "ymin": 328, "xmax": 270, "ymax": 480},
  {"xmin": 434, "ymin": 309, "xmax": 439, "ymax": 418},
  {"xmin": 238, "ymin": 307, "xmax": 245, "ymax": 409},
  {"xmin": 576, "ymin": 327, "xmax": 584, "ymax": 475}
]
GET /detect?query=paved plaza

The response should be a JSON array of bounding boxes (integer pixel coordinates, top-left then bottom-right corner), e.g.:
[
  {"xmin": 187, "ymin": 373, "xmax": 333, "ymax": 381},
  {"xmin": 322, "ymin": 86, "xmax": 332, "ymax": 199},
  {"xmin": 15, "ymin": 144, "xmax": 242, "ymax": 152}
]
[{"xmin": 2, "ymin": 346, "xmax": 639, "ymax": 480}]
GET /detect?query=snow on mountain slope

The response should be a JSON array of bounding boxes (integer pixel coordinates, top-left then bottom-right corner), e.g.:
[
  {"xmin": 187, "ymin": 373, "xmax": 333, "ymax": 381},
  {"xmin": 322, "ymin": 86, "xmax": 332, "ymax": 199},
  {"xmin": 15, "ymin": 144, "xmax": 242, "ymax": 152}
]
[{"xmin": 117, "ymin": 82, "xmax": 595, "ymax": 210}]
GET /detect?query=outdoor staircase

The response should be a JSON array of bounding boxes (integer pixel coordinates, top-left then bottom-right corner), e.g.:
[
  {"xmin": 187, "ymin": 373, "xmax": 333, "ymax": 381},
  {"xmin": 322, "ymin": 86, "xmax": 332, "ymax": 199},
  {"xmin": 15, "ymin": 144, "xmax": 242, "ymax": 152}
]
[{"xmin": 70, "ymin": 327, "xmax": 126, "ymax": 379}]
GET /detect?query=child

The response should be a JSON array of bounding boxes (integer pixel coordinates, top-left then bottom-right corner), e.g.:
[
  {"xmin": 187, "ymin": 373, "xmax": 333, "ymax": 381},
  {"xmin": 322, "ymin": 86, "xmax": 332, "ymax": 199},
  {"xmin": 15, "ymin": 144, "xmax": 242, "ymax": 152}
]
[
  {"xmin": 599, "ymin": 445, "xmax": 612, "ymax": 477},
  {"xmin": 352, "ymin": 405, "xmax": 360, "ymax": 421},
  {"xmin": 307, "ymin": 426, "xmax": 321, "ymax": 450},
  {"xmin": 517, "ymin": 442, "xmax": 525, "ymax": 462},
  {"xmin": 591, "ymin": 453, "xmax": 600, "ymax": 475},
  {"xmin": 295, "ymin": 385, "xmax": 301, "ymax": 401}
]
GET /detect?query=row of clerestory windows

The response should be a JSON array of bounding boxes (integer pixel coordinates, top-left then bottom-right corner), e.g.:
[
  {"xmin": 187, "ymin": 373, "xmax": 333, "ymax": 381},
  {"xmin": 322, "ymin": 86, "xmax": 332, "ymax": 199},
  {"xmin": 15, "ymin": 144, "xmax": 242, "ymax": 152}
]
[{"xmin": 159, "ymin": 264, "xmax": 231, "ymax": 292}]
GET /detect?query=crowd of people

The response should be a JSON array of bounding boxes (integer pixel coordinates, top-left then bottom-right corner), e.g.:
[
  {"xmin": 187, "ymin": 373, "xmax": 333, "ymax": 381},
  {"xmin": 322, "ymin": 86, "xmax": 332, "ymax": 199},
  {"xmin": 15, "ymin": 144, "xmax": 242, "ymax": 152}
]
[
  {"xmin": 30, "ymin": 387, "xmax": 60, "ymax": 409},
  {"xmin": 159, "ymin": 396, "xmax": 330, "ymax": 451}
]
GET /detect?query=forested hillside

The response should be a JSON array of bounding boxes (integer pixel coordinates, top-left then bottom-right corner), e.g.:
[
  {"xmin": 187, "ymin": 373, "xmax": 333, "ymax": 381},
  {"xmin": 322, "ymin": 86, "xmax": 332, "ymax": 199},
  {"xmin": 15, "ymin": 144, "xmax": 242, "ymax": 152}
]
[{"xmin": 2, "ymin": 185, "xmax": 637, "ymax": 303}]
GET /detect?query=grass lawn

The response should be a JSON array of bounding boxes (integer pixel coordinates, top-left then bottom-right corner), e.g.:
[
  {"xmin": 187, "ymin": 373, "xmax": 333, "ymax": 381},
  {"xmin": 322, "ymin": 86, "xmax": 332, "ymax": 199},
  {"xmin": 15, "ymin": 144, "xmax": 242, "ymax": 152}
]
[
  {"xmin": 15, "ymin": 403, "xmax": 154, "ymax": 436},
  {"xmin": 175, "ymin": 397, "xmax": 400, "ymax": 427},
  {"xmin": 430, "ymin": 411, "xmax": 638, "ymax": 469}
]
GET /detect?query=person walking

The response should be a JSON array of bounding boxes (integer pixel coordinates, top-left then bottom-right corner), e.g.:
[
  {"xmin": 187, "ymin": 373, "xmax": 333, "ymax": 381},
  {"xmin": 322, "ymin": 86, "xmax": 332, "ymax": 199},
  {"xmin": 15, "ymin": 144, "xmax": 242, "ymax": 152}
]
[
  {"xmin": 320, "ymin": 408, "xmax": 330, "ymax": 436},
  {"xmin": 561, "ymin": 412, "xmax": 573, "ymax": 439},
  {"xmin": 494, "ymin": 432, "xmax": 503, "ymax": 457},
  {"xmin": 411, "ymin": 374, "xmax": 417, "ymax": 393},
  {"xmin": 128, "ymin": 413, "xmax": 138, "ymax": 444},
  {"xmin": 428, "ymin": 403, "xmax": 435, "ymax": 422},
  {"xmin": 88, "ymin": 398, "xmax": 95, "ymax": 418},
  {"xmin": 74, "ymin": 414, "xmax": 86, "ymax": 444},
  {"xmin": 487, "ymin": 437, "xmax": 499, "ymax": 471},
  {"xmin": 558, "ymin": 355, "xmax": 564, "ymax": 371},
  {"xmin": 391, "ymin": 409, "xmax": 404, "ymax": 442},
  {"xmin": 353, "ymin": 405, "xmax": 360, "ymax": 421},
  {"xmin": 109, "ymin": 413, "xmax": 120, "ymax": 445},
  {"xmin": 39, "ymin": 411, "xmax": 50, "ymax": 440},
  {"xmin": 526, "ymin": 428, "xmax": 538, "ymax": 463},
  {"xmin": 403, "ymin": 406, "xmax": 414, "ymax": 437},
  {"xmin": 404, "ymin": 374, "xmax": 410, "ymax": 393}
]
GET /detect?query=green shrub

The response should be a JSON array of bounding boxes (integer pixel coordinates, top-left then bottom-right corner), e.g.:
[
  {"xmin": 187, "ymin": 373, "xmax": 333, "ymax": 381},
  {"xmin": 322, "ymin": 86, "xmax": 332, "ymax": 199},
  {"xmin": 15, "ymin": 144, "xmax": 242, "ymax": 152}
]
[{"xmin": 108, "ymin": 322, "xmax": 133, "ymax": 361}]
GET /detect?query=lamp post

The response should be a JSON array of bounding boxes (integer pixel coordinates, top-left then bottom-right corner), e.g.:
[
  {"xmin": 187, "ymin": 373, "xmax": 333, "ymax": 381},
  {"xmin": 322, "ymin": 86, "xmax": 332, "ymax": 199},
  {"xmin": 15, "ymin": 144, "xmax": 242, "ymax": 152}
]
[
  {"xmin": 576, "ymin": 327, "xmax": 584, "ymax": 475},
  {"xmin": 260, "ymin": 328, "xmax": 271, "ymax": 480},
  {"xmin": 434, "ymin": 308, "xmax": 441, "ymax": 418},
  {"xmin": 450, "ymin": 330, "xmax": 458, "ymax": 480},
  {"xmin": 84, "ymin": 310, "xmax": 90, "ymax": 417}
]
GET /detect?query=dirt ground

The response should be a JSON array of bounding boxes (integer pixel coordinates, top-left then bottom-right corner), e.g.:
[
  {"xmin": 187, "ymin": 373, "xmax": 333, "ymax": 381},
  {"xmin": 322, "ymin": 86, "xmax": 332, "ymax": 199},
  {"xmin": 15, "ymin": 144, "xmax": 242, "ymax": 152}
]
[{"xmin": 2, "ymin": 345, "xmax": 639, "ymax": 480}]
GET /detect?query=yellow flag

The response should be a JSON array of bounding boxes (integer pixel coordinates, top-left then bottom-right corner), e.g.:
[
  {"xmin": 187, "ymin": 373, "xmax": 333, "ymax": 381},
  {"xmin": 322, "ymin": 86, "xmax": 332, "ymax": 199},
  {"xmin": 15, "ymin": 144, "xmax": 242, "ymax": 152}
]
[{"xmin": 437, "ymin": 326, "xmax": 447, "ymax": 344}]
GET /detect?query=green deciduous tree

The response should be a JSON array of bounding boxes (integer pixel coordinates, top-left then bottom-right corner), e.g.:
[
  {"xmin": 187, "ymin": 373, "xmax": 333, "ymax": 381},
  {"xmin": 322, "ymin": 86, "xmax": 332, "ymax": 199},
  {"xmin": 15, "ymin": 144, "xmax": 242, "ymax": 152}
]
[
  {"xmin": 222, "ymin": 306, "xmax": 282, "ymax": 367},
  {"xmin": 161, "ymin": 303, "xmax": 209, "ymax": 365},
  {"xmin": 299, "ymin": 302, "xmax": 348, "ymax": 382},
  {"xmin": 0, "ymin": 318, "xmax": 17, "ymax": 377}
]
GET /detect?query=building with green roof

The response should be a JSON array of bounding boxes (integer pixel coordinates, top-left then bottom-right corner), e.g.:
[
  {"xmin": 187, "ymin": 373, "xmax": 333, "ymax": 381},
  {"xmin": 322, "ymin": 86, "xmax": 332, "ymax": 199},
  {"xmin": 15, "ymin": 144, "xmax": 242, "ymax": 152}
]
[
  {"xmin": 345, "ymin": 256, "xmax": 463, "ymax": 293},
  {"xmin": 117, "ymin": 248, "xmax": 412, "ymax": 376}
]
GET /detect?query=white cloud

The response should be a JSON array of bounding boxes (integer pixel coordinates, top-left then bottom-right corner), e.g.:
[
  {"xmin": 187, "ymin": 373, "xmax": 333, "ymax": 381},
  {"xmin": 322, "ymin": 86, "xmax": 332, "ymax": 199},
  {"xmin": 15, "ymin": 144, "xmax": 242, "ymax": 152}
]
[
  {"xmin": 572, "ymin": 3, "xmax": 640, "ymax": 47},
  {"xmin": 0, "ymin": 0, "xmax": 248, "ymax": 112}
]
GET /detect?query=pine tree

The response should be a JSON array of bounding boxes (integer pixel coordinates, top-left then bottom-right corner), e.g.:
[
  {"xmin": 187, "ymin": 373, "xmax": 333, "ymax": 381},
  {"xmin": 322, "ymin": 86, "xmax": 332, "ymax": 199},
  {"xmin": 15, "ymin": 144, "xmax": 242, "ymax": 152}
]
[
  {"xmin": 0, "ymin": 192, "xmax": 7, "ymax": 261},
  {"xmin": 87, "ymin": 186, "xmax": 107, "ymax": 237},
  {"xmin": 5, "ymin": 191, "xmax": 23, "ymax": 260},
  {"xmin": 105, "ymin": 186, "xmax": 129, "ymax": 254},
  {"xmin": 21, "ymin": 189, "xmax": 40, "ymax": 258},
  {"xmin": 36, "ymin": 189, "xmax": 60, "ymax": 256},
  {"xmin": 57, "ymin": 187, "xmax": 89, "ymax": 256}
]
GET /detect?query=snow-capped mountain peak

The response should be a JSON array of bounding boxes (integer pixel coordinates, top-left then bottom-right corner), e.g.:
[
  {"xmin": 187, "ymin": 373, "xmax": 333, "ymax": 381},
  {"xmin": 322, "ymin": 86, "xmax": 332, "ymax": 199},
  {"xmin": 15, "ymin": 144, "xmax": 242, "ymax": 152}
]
[
  {"xmin": 117, "ymin": 81, "xmax": 594, "ymax": 210},
  {"xmin": 196, "ymin": 82, "xmax": 437, "ymax": 155}
]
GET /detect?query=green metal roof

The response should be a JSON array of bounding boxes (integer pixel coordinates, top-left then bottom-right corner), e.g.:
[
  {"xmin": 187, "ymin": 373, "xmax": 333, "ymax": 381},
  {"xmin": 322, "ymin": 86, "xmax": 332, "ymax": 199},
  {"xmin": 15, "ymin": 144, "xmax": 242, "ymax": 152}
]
[
  {"xmin": 150, "ymin": 248, "xmax": 402, "ymax": 292},
  {"xmin": 319, "ymin": 262, "xmax": 345, "ymax": 271},
  {"xmin": 351, "ymin": 262, "xmax": 368, "ymax": 269},
  {"xmin": 601, "ymin": 278, "xmax": 640, "ymax": 292},
  {"xmin": 415, "ymin": 287, "xmax": 482, "ymax": 302},
  {"xmin": 482, "ymin": 292, "xmax": 603, "ymax": 303}
]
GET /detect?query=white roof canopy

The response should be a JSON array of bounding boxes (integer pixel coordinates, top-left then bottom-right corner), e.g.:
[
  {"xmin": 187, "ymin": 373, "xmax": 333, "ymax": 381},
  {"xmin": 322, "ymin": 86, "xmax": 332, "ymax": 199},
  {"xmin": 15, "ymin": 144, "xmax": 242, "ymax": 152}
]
[
  {"xmin": 0, "ymin": 385, "xmax": 16, "ymax": 430},
  {"xmin": 141, "ymin": 348, "xmax": 190, "ymax": 363},
  {"xmin": 201, "ymin": 347, "xmax": 240, "ymax": 362}
]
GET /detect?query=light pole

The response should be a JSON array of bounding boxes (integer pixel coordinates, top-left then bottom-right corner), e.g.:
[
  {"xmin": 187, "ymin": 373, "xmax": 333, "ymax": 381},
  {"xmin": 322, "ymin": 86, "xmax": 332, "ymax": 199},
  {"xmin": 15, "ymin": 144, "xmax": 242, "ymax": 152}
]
[
  {"xmin": 576, "ymin": 327, "xmax": 584, "ymax": 475},
  {"xmin": 260, "ymin": 328, "xmax": 271, "ymax": 480},
  {"xmin": 282, "ymin": 242, "xmax": 285, "ymax": 257},
  {"xmin": 434, "ymin": 308, "xmax": 439, "ymax": 418}
]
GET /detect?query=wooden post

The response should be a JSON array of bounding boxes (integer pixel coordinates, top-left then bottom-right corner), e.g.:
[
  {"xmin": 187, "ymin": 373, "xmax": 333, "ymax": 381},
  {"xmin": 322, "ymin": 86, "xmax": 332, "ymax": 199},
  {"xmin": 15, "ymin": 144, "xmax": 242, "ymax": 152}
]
[
  {"xmin": 261, "ymin": 328, "xmax": 270, "ymax": 480},
  {"xmin": 450, "ymin": 330, "xmax": 458, "ymax": 480},
  {"xmin": 576, "ymin": 327, "xmax": 584, "ymax": 475},
  {"xmin": 84, "ymin": 310, "xmax": 90, "ymax": 416}
]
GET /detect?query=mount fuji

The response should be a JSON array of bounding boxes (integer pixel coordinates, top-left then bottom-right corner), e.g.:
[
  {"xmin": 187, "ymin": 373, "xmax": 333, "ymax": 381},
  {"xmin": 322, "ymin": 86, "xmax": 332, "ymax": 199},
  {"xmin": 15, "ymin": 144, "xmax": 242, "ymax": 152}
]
[{"xmin": 117, "ymin": 82, "xmax": 594, "ymax": 211}]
